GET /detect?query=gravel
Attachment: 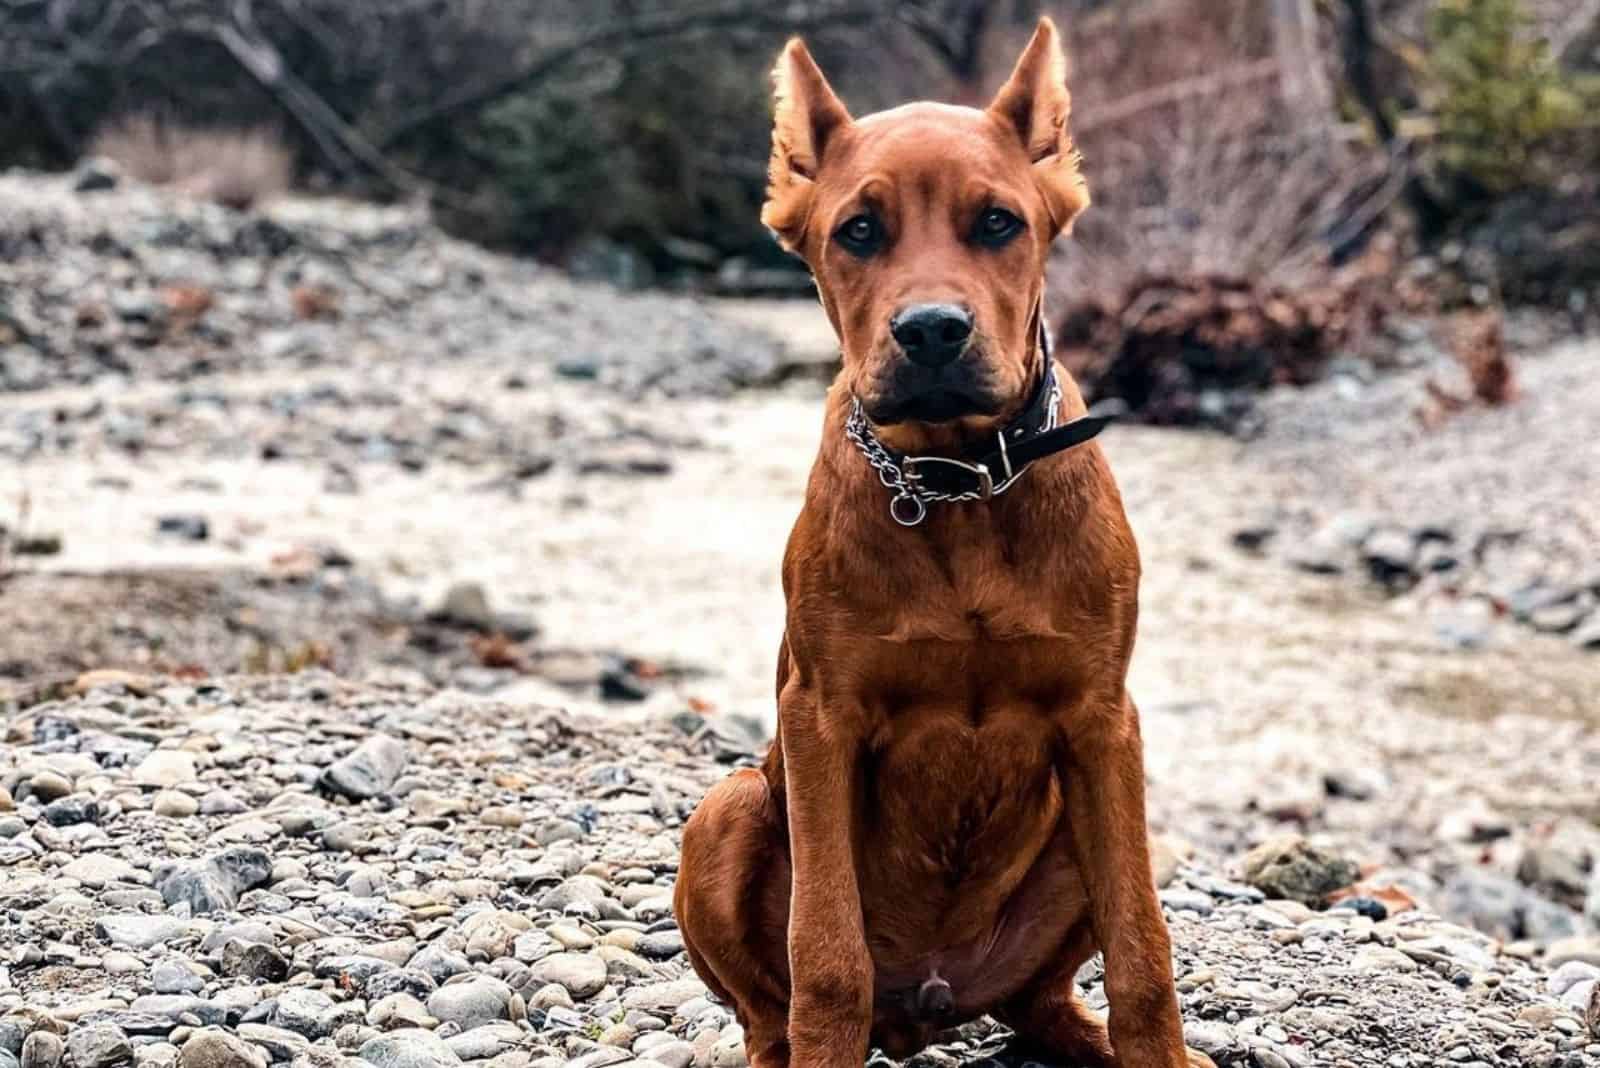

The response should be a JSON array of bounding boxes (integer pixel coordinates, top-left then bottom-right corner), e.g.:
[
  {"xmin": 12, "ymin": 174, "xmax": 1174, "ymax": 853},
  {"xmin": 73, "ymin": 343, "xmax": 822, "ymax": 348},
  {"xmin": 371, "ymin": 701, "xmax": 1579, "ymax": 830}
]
[
  {"xmin": 0, "ymin": 675, "xmax": 1596, "ymax": 1067},
  {"xmin": 0, "ymin": 174, "xmax": 786, "ymax": 402},
  {"xmin": 1238, "ymin": 340, "xmax": 1600, "ymax": 649}
]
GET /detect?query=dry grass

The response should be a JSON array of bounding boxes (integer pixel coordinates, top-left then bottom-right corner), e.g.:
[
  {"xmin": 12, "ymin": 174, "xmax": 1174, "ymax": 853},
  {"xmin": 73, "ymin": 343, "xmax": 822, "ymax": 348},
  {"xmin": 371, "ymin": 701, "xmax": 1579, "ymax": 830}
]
[
  {"xmin": 88, "ymin": 114, "xmax": 180, "ymax": 186},
  {"xmin": 1056, "ymin": 0, "xmax": 1390, "ymax": 306},
  {"xmin": 1038, "ymin": 0, "xmax": 1414, "ymax": 424},
  {"xmin": 89, "ymin": 115, "xmax": 293, "ymax": 210}
]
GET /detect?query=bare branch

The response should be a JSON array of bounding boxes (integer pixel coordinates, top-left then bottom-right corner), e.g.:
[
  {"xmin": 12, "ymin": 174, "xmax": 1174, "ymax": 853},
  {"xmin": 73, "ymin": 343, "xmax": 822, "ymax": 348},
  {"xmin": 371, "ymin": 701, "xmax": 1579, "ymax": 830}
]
[{"xmin": 372, "ymin": 0, "xmax": 887, "ymax": 149}]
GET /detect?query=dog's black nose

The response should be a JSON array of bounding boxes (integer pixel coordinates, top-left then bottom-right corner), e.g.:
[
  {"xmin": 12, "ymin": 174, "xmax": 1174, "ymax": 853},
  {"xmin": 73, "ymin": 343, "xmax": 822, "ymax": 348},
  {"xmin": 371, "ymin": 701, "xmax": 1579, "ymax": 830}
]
[{"xmin": 891, "ymin": 304, "xmax": 973, "ymax": 368}]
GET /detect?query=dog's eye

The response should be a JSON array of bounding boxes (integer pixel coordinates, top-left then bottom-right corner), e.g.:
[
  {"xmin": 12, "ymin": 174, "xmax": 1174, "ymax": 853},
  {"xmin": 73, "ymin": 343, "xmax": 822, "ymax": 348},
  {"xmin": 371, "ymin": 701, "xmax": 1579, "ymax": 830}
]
[
  {"xmin": 975, "ymin": 208, "xmax": 1023, "ymax": 247},
  {"xmin": 835, "ymin": 214, "xmax": 882, "ymax": 256}
]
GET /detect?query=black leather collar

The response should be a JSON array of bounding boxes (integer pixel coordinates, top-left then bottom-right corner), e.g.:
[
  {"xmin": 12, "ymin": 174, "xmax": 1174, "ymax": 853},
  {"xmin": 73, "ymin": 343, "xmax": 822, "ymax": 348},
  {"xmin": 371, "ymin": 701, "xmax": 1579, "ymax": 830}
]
[{"xmin": 844, "ymin": 326, "xmax": 1122, "ymax": 525}]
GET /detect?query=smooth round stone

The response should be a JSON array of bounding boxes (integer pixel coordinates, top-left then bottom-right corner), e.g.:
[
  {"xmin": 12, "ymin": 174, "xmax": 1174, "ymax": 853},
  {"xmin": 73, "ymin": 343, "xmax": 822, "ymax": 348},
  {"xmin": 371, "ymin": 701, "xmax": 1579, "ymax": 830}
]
[
  {"xmin": 547, "ymin": 925, "xmax": 595, "ymax": 951},
  {"xmin": 367, "ymin": 994, "xmax": 436, "ymax": 1031},
  {"xmin": 152, "ymin": 960, "xmax": 207, "ymax": 994},
  {"xmin": 631, "ymin": 1033, "xmax": 676, "ymax": 1054},
  {"xmin": 425, "ymin": 976, "xmax": 513, "ymax": 1029},
  {"xmin": 534, "ymin": 819, "xmax": 584, "ymax": 846},
  {"xmin": 66, "ymin": 1024, "xmax": 133, "ymax": 1068},
  {"xmin": 640, "ymin": 1040, "xmax": 694, "ymax": 1068},
  {"xmin": 28, "ymin": 772, "xmax": 73, "ymax": 802},
  {"xmin": 103, "ymin": 952, "xmax": 144, "ymax": 976},
  {"xmin": 527, "ymin": 953, "xmax": 607, "ymax": 1000},
  {"xmin": 526, "ymin": 984, "xmax": 574, "ymax": 1011},
  {"xmin": 600, "ymin": 930, "xmax": 642, "ymax": 953},
  {"xmin": 479, "ymin": 807, "xmax": 524, "ymax": 828},
  {"xmin": 21, "ymin": 1033, "xmax": 64, "ymax": 1068},
  {"xmin": 708, "ymin": 1026, "xmax": 747, "ymax": 1068},
  {"xmin": 270, "ymin": 989, "xmax": 336, "ymax": 1038},
  {"xmin": 177, "ymin": 1030, "xmax": 267, "ymax": 1068},
  {"xmin": 152, "ymin": 792, "xmax": 200, "ymax": 818},
  {"xmin": 357, "ymin": 1029, "xmax": 461, "ymax": 1068}
]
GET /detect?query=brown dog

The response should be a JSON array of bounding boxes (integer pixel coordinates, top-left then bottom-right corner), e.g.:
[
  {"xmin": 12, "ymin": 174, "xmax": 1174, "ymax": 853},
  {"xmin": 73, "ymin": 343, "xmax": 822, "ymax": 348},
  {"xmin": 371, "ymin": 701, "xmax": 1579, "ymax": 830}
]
[{"xmin": 674, "ymin": 19, "xmax": 1213, "ymax": 1068}]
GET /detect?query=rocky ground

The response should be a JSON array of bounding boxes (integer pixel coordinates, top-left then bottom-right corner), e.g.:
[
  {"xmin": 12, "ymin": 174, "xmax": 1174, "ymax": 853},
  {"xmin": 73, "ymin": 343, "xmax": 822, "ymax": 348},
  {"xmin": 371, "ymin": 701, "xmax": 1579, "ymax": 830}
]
[
  {"xmin": 2, "ymin": 675, "xmax": 1597, "ymax": 1068},
  {"xmin": 1238, "ymin": 339, "xmax": 1600, "ymax": 651},
  {"xmin": 3, "ymin": 172, "xmax": 1600, "ymax": 1067}
]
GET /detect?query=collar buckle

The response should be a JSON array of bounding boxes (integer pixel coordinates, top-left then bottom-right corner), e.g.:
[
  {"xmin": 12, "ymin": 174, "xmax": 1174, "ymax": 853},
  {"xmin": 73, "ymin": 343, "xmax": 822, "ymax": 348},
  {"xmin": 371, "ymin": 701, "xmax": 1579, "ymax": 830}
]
[{"xmin": 902, "ymin": 456, "xmax": 994, "ymax": 501}]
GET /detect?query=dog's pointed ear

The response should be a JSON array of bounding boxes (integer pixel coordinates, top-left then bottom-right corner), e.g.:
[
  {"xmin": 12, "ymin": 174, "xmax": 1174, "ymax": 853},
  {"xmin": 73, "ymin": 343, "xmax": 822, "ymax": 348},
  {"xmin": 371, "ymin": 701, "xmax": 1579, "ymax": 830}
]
[
  {"xmin": 989, "ymin": 17, "xmax": 1089, "ymax": 236},
  {"xmin": 762, "ymin": 38, "xmax": 852, "ymax": 252}
]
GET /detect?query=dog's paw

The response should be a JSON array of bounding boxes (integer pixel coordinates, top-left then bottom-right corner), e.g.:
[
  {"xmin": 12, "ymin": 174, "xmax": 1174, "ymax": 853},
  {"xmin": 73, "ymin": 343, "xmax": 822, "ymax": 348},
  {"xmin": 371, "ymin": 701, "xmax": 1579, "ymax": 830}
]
[{"xmin": 1185, "ymin": 1050, "xmax": 1218, "ymax": 1068}]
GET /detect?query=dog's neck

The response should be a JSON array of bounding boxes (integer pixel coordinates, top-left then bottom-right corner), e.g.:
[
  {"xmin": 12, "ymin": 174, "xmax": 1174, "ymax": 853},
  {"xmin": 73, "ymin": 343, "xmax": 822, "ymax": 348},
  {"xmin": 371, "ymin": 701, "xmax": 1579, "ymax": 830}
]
[{"xmin": 833, "ymin": 357, "xmax": 1113, "ymax": 529}]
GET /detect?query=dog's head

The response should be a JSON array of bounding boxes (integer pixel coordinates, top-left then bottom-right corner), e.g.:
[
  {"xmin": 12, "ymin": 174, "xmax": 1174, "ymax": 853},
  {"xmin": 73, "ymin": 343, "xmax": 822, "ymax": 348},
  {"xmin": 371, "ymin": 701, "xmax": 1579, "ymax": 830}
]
[{"xmin": 763, "ymin": 18, "xmax": 1088, "ymax": 449}]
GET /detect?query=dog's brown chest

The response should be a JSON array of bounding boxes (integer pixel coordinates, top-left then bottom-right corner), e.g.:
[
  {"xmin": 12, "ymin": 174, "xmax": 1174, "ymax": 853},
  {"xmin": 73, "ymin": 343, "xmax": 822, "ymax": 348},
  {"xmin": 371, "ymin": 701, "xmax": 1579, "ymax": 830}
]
[{"xmin": 854, "ymin": 675, "xmax": 1083, "ymax": 1001}]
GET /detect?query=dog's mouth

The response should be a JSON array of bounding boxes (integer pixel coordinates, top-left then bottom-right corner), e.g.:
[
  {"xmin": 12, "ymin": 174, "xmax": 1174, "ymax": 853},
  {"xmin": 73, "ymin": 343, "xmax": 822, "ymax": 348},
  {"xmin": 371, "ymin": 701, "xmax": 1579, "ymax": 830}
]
[
  {"xmin": 869, "ymin": 389, "xmax": 998, "ymax": 425},
  {"xmin": 864, "ymin": 356, "xmax": 1008, "ymax": 425}
]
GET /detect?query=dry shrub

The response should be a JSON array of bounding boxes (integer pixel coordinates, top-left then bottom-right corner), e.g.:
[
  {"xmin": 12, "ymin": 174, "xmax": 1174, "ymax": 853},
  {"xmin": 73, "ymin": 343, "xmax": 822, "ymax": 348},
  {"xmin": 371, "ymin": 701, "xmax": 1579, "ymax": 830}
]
[
  {"xmin": 1454, "ymin": 308, "xmax": 1517, "ymax": 405},
  {"xmin": 89, "ymin": 115, "xmax": 293, "ymax": 210},
  {"xmin": 1057, "ymin": 271, "xmax": 1387, "ymax": 427},
  {"xmin": 1048, "ymin": 0, "xmax": 1397, "ymax": 426},
  {"xmin": 1416, "ymin": 306, "xmax": 1518, "ymax": 428},
  {"xmin": 88, "ymin": 114, "xmax": 179, "ymax": 185}
]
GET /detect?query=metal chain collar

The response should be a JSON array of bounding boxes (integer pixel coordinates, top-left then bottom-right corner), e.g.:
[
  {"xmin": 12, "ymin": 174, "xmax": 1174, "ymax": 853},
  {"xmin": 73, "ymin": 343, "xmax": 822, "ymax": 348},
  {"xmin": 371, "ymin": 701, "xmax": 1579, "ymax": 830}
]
[{"xmin": 844, "ymin": 372, "xmax": 1063, "ymax": 527}]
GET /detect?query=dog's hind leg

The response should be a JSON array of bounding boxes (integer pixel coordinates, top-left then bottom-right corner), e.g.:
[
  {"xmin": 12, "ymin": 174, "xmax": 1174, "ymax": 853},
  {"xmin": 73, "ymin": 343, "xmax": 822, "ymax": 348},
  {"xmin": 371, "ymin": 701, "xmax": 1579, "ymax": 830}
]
[
  {"xmin": 675, "ymin": 768, "xmax": 793, "ymax": 1068},
  {"xmin": 993, "ymin": 924, "xmax": 1116, "ymax": 1068},
  {"xmin": 998, "ymin": 924, "xmax": 1217, "ymax": 1068}
]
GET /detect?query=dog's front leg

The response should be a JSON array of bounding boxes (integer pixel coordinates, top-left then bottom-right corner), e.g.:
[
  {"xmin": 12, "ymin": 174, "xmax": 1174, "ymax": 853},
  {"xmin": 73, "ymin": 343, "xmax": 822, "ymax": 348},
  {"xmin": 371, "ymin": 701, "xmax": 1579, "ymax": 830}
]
[
  {"xmin": 780, "ymin": 682, "xmax": 872, "ymax": 1068},
  {"xmin": 1063, "ymin": 691, "xmax": 1204, "ymax": 1068}
]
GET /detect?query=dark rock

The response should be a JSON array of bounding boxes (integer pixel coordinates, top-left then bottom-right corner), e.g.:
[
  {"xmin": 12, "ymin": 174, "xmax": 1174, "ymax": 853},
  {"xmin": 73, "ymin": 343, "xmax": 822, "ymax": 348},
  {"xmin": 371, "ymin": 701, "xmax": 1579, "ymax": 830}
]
[
  {"xmin": 637, "ymin": 931, "xmax": 685, "ymax": 961},
  {"xmin": 1230, "ymin": 525, "xmax": 1276, "ymax": 553},
  {"xmin": 220, "ymin": 940, "xmax": 290, "ymax": 982},
  {"xmin": 1360, "ymin": 529, "xmax": 1417, "ymax": 587},
  {"xmin": 41, "ymin": 795, "xmax": 99, "ymax": 827},
  {"xmin": 599, "ymin": 660, "xmax": 650, "ymax": 702},
  {"xmin": 365, "ymin": 969, "xmax": 437, "ymax": 1002},
  {"xmin": 554, "ymin": 358, "xmax": 600, "ymax": 381},
  {"xmin": 11, "ymin": 534, "xmax": 62, "ymax": 556},
  {"xmin": 1336, "ymin": 896, "xmax": 1389, "ymax": 921},
  {"xmin": 156, "ymin": 515, "xmax": 209, "ymax": 541},
  {"xmin": 73, "ymin": 158, "xmax": 122, "ymax": 193},
  {"xmin": 1416, "ymin": 540, "xmax": 1460, "ymax": 573}
]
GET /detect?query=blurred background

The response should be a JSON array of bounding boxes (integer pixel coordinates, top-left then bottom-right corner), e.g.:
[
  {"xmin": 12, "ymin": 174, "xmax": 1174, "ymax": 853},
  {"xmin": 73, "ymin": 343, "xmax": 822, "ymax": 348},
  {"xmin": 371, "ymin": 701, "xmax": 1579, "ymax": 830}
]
[{"xmin": 2, "ymin": 0, "xmax": 1600, "ymax": 1026}]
